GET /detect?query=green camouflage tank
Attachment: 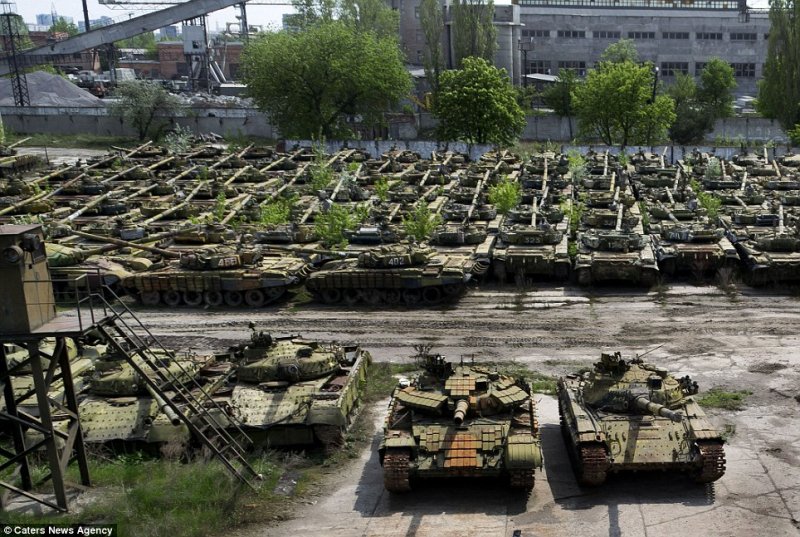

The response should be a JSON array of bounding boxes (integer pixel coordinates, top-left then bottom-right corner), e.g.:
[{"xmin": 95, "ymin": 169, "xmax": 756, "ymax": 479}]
[
  {"xmin": 224, "ymin": 325, "xmax": 372, "ymax": 448},
  {"xmin": 305, "ymin": 243, "xmax": 489, "ymax": 306},
  {"xmin": 380, "ymin": 352, "xmax": 543, "ymax": 492},
  {"xmin": 558, "ymin": 351, "xmax": 726, "ymax": 485},
  {"xmin": 123, "ymin": 247, "xmax": 311, "ymax": 307}
]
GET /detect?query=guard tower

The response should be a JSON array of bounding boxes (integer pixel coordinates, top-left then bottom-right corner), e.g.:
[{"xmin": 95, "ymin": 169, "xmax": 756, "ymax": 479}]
[
  {"xmin": 0, "ymin": 224, "xmax": 91, "ymax": 511},
  {"xmin": 0, "ymin": 225, "xmax": 262, "ymax": 512}
]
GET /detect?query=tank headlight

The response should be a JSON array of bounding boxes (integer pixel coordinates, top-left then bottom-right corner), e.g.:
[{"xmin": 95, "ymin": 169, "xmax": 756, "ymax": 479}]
[{"xmin": 2, "ymin": 245, "xmax": 24, "ymax": 265}]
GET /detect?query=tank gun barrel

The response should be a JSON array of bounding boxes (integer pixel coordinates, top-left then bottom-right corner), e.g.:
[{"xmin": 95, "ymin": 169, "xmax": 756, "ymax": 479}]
[
  {"xmin": 615, "ymin": 203, "xmax": 624, "ymax": 232},
  {"xmin": 145, "ymin": 384, "xmax": 182, "ymax": 426},
  {"xmin": 70, "ymin": 229, "xmax": 182, "ymax": 259},
  {"xmin": 631, "ymin": 394, "xmax": 682, "ymax": 422},
  {"xmin": 453, "ymin": 399, "xmax": 469, "ymax": 425},
  {"xmin": 657, "ymin": 200, "xmax": 680, "ymax": 223}
]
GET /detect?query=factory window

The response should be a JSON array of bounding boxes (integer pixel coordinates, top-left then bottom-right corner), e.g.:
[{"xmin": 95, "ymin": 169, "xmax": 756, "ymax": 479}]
[
  {"xmin": 528, "ymin": 60, "xmax": 551, "ymax": 74},
  {"xmin": 415, "ymin": 30, "xmax": 423, "ymax": 42},
  {"xmin": 558, "ymin": 60, "xmax": 586, "ymax": 75},
  {"xmin": 662, "ymin": 32, "xmax": 690, "ymax": 39},
  {"xmin": 628, "ymin": 31, "xmax": 655, "ymax": 39},
  {"xmin": 730, "ymin": 32, "xmax": 757, "ymax": 41},
  {"xmin": 660, "ymin": 62, "xmax": 689, "ymax": 77},
  {"xmin": 694, "ymin": 62, "xmax": 706, "ymax": 76},
  {"xmin": 696, "ymin": 32, "xmax": 723, "ymax": 40},
  {"xmin": 523, "ymin": 29, "xmax": 550, "ymax": 38},
  {"xmin": 732, "ymin": 62, "xmax": 756, "ymax": 77},
  {"xmin": 557, "ymin": 30, "xmax": 585, "ymax": 38},
  {"xmin": 594, "ymin": 30, "xmax": 621, "ymax": 39},
  {"xmin": 414, "ymin": 6, "xmax": 419, "ymax": 18}
]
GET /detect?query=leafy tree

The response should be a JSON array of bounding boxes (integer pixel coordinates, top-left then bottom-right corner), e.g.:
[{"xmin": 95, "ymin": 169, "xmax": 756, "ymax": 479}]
[
  {"xmin": 339, "ymin": 0, "xmax": 398, "ymax": 38},
  {"xmin": 543, "ymin": 69, "xmax": 578, "ymax": 138},
  {"xmin": 242, "ymin": 21, "xmax": 411, "ymax": 139},
  {"xmin": 420, "ymin": 0, "xmax": 446, "ymax": 101},
  {"xmin": 110, "ymin": 80, "xmax": 185, "ymax": 141},
  {"xmin": 214, "ymin": 192, "xmax": 227, "ymax": 222},
  {"xmin": 403, "ymin": 201, "xmax": 441, "ymax": 242},
  {"xmin": 434, "ymin": 57, "xmax": 525, "ymax": 146},
  {"xmin": 260, "ymin": 196, "xmax": 296, "ymax": 225},
  {"xmin": 758, "ymin": 0, "xmax": 800, "ymax": 130},
  {"xmin": 315, "ymin": 204, "xmax": 357, "ymax": 247},
  {"xmin": 374, "ymin": 176, "xmax": 390, "ymax": 202},
  {"xmin": 487, "ymin": 175, "xmax": 521, "ymax": 214},
  {"xmin": 697, "ymin": 58, "xmax": 736, "ymax": 119},
  {"xmin": 600, "ymin": 39, "xmax": 639, "ymax": 64},
  {"xmin": 50, "ymin": 17, "xmax": 79, "ymax": 36},
  {"xmin": 668, "ymin": 73, "xmax": 714, "ymax": 145},
  {"xmin": 572, "ymin": 60, "xmax": 675, "ymax": 148},
  {"xmin": 450, "ymin": 0, "xmax": 497, "ymax": 67}
]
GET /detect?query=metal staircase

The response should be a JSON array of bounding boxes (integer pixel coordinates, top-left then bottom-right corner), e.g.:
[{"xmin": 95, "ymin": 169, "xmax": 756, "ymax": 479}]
[{"xmin": 91, "ymin": 287, "xmax": 262, "ymax": 489}]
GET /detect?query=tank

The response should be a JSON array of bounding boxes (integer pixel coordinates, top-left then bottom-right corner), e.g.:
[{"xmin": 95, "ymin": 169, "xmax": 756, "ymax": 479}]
[
  {"xmin": 225, "ymin": 325, "xmax": 372, "ymax": 448},
  {"xmin": 305, "ymin": 243, "xmax": 489, "ymax": 306},
  {"xmin": 574, "ymin": 204, "xmax": 659, "ymax": 286},
  {"xmin": 123, "ymin": 247, "xmax": 311, "ymax": 307},
  {"xmin": 558, "ymin": 351, "xmax": 726, "ymax": 485},
  {"xmin": 46, "ymin": 242, "xmax": 151, "ymax": 296},
  {"xmin": 730, "ymin": 206, "xmax": 800, "ymax": 285},
  {"xmin": 379, "ymin": 351, "xmax": 543, "ymax": 492},
  {"xmin": 77, "ymin": 348, "xmax": 230, "ymax": 447}
]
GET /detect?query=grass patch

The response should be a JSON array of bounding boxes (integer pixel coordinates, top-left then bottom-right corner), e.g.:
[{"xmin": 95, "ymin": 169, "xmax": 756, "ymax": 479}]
[
  {"xmin": 697, "ymin": 388, "xmax": 752, "ymax": 411},
  {"xmin": 6, "ymin": 132, "xmax": 138, "ymax": 150},
  {"xmin": 479, "ymin": 361, "xmax": 557, "ymax": 395}
]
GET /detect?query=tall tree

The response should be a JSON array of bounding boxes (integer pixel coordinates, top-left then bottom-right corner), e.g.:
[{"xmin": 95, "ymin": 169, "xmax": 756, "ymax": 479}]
[
  {"xmin": 668, "ymin": 73, "xmax": 713, "ymax": 145},
  {"xmin": 543, "ymin": 69, "xmax": 578, "ymax": 139},
  {"xmin": 572, "ymin": 60, "xmax": 675, "ymax": 148},
  {"xmin": 600, "ymin": 38, "xmax": 639, "ymax": 64},
  {"xmin": 110, "ymin": 81, "xmax": 185, "ymax": 141},
  {"xmin": 757, "ymin": 0, "xmax": 800, "ymax": 130},
  {"xmin": 697, "ymin": 58, "xmax": 736, "ymax": 119},
  {"xmin": 420, "ymin": 0, "xmax": 445, "ymax": 101},
  {"xmin": 50, "ymin": 17, "xmax": 79, "ymax": 37},
  {"xmin": 434, "ymin": 57, "xmax": 525, "ymax": 145},
  {"xmin": 339, "ymin": 0, "xmax": 399, "ymax": 38},
  {"xmin": 242, "ymin": 21, "xmax": 411, "ymax": 139},
  {"xmin": 450, "ymin": 0, "xmax": 497, "ymax": 67}
]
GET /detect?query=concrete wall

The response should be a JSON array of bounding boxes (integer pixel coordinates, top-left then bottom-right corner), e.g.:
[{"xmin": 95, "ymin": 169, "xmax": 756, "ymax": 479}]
[{"xmin": 0, "ymin": 105, "xmax": 788, "ymax": 146}]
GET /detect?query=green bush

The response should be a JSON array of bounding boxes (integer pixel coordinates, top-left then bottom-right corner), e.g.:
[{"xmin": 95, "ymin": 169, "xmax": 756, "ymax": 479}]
[
  {"xmin": 487, "ymin": 175, "xmax": 521, "ymax": 214},
  {"xmin": 402, "ymin": 201, "xmax": 442, "ymax": 242}
]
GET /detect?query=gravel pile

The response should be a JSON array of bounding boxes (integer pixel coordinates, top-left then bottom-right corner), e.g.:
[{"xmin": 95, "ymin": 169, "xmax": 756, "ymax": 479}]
[{"xmin": 0, "ymin": 71, "xmax": 105, "ymax": 107}]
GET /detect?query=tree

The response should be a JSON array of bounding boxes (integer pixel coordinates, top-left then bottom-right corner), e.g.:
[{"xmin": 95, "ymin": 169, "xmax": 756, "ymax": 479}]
[
  {"xmin": 403, "ymin": 201, "xmax": 441, "ymax": 242},
  {"xmin": 110, "ymin": 80, "xmax": 185, "ymax": 141},
  {"xmin": 543, "ymin": 69, "xmax": 578, "ymax": 139},
  {"xmin": 450, "ymin": 0, "xmax": 497, "ymax": 67},
  {"xmin": 572, "ymin": 60, "xmax": 675, "ymax": 148},
  {"xmin": 758, "ymin": 0, "xmax": 800, "ymax": 130},
  {"xmin": 50, "ymin": 17, "xmax": 79, "ymax": 36},
  {"xmin": 697, "ymin": 58, "xmax": 736, "ymax": 119},
  {"xmin": 291, "ymin": 0, "xmax": 397, "ymax": 37},
  {"xmin": 242, "ymin": 21, "xmax": 411, "ymax": 139},
  {"xmin": 668, "ymin": 73, "xmax": 714, "ymax": 145},
  {"xmin": 420, "ymin": 0, "xmax": 445, "ymax": 101},
  {"xmin": 434, "ymin": 57, "xmax": 525, "ymax": 146},
  {"xmin": 487, "ymin": 175, "xmax": 521, "ymax": 214},
  {"xmin": 600, "ymin": 39, "xmax": 639, "ymax": 64}
]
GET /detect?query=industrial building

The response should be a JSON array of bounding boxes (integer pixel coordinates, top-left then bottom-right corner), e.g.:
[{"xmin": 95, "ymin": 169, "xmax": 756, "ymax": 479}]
[{"xmin": 395, "ymin": 0, "xmax": 769, "ymax": 96}]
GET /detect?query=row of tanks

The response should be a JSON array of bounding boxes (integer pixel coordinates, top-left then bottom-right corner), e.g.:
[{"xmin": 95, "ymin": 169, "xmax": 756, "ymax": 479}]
[
  {"xmin": 2, "ymin": 140, "xmax": 799, "ymax": 297},
  {"xmin": 1, "ymin": 327, "xmax": 729, "ymax": 492}
]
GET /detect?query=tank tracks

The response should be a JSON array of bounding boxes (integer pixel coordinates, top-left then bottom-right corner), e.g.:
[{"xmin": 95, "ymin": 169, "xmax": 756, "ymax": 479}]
[
  {"xmin": 694, "ymin": 440, "xmax": 726, "ymax": 483},
  {"xmin": 578, "ymin": 444, "xmax": 609, "ymax": 486},
  {"xmin": 509, "ymin": 469, "xmax": 535, "ymax": 489},
  {"xmin": 383, "ymin": 448, "xmax": 412, "ymax": 492}
]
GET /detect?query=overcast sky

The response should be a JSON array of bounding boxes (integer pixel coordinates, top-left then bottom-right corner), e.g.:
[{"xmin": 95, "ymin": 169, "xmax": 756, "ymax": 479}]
[{"xmin": 14, "ymin": 0, "xmax": 770, "ymax": 33}]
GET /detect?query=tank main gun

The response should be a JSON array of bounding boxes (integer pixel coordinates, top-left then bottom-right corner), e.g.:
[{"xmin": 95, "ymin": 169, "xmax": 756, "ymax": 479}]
[
  {"xmin": 453, "ymin": 399, "xmax": 469, "ymax": 425},
  {"xmin": 629, "ymin": 393, "xmax": 683, "ymax": 422}
]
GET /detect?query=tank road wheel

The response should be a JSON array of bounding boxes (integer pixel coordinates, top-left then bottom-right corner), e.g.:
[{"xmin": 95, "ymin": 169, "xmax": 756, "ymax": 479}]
[
  {"xmin": 509, "ymin": 469, "xmax": 535, "ymax": 490},
  {"xmin": 421, "ymin": 286, "xmax": 442, "ymax": 305},
  {"xmin": 383, "ymin": 448, "xmax": 412, "ymax": 493},
  {"xmin": 402, "ymin": 289, "xmax": 422, "ymax": 306},
  {"xmin": 441, "ymin": 284, "xmax": 462, "ymax": 299},
  {"xmin": 140, "ymin": 291, "xmax": 161, "ymax": 306},
  {"xmin": 244, "ymin": 289, "xmax": 266, "ymax": 308},
  {"xmin": 203, "ymin": 290, "xmax": 223, "ymax": 307},
  {"xmin": 577, "ymin": 444, "xmax": 609, "ymax": 486},
  {"xmin": 342, "ymin": 288, "xmax": 361, "ymax": 306},
  {"xmin": 384, "ymin": 289, "xmax": 402, "ymax": 305},
  {"xmin": 163, "ymin": 290, "xmax": 182, "ymax": 307},
  {"xmin": 263, "ymin": 287, "xmax": 285, "ymax": 304},
  {"xmin": 224, "ymin": 291, "xmax": 243, "ymax": 307},
  {"xmin": 321, "ymin": 289, "xmax": 342, "ymax": 304},
  {"xmin": 183, "ymin": 291, "xmax": 203, "ymax": 307},
  {"xmin": 692, "ymin": 440, "xmax": 726, "ymax": 483},
  {"xmin": 364, "ymin": 290, "xmax": 384, "ymax": 306}
]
